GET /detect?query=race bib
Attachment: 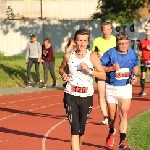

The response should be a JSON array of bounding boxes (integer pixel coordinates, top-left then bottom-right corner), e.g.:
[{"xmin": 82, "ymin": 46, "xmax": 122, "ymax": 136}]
[
  {"xmin": 143, "ymin": 61, "xmax": 150, "ymax": 67},
  {"xmin": 71, "ymin": 85, "xmax": 88, "ymax": 93},
  {"xmin": 115, "ymin": 68, "xmax": 130, "ymax": 80}
]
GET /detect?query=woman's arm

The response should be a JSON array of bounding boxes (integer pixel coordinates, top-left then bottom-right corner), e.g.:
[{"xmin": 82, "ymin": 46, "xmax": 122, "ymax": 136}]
[
  {"xmin": 90, "ymin": 53, "xmax": 106, "ymax": 80},
  {"xmin": 59, "ymin": 53, "xmax": 70, "ymax": 81}
]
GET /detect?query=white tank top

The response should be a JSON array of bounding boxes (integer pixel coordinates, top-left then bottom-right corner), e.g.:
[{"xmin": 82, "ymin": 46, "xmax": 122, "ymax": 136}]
[{"xmin": 64, "ymin": 50, "xmax": 94, "ymax": 97}]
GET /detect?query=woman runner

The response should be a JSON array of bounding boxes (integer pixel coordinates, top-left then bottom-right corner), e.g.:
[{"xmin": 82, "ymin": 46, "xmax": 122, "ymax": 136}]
[{"xmin": 59, "ymin": 29, "xmax": 106, "ymax": 150}]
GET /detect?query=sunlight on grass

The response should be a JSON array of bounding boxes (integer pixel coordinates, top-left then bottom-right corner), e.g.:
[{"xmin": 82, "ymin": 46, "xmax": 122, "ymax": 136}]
[
  {"xmin": 1, "ymin": 53, "xmax": 150, "ymax": 87},
  {"xmin": 0, "ymin": 53, "xmax": 64, "ymax": 87},
  {"xmin": 127, "ymin": 110, "xmax": 150, "ymax": 150}
]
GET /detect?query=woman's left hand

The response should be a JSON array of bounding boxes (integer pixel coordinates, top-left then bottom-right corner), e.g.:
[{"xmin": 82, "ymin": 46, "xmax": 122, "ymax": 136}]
[{"xmin": 80, "ymin": 62, "xmax": 90, "ymax": 73}]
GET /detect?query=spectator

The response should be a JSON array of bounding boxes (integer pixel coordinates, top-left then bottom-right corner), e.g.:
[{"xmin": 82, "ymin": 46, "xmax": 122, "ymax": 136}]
[
  {"xmin": 41, "ymin": 37, "xmax": 56, "ymax": 88},
  {"xmin": 25, "ymin": 34, "xmax": 42, "ymax": 87}
]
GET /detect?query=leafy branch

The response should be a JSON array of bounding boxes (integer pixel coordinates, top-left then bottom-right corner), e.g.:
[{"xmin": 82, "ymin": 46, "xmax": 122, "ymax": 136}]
[{"xmin": 92, "ymin": 0, "xmax": 149, "ymax": 24}]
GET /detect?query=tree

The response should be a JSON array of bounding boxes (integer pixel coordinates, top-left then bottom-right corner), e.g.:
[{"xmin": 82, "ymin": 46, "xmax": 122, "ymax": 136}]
[{"xmin": 92, "ymin": 0, "xmax": 150, "ymax": 24}]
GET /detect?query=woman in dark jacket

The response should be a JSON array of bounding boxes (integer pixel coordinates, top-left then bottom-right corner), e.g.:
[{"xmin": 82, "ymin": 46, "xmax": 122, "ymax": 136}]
[{"xmin": 41, "ymin": 37, "xmax": 56, "ymax": 88}]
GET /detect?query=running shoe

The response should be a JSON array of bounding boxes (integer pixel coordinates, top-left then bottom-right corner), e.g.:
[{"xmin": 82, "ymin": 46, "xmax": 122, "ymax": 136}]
[
  {"xmin": 39, "ymin": 84, "xmax": 46, "ymax": 88},
  {"xmin": 35, "ymin": 83, "xmax": 41, "ymax": 88},
  {"xmin": 106, "ymin": 128, "xmax": 116, "ymax": 147},
  {"xmin": 139, "ymin": 91, "xmax": 146, "ymax": 96},
  {"xmin": 119, "ymin": 140, "xmax": 131, "ymax": 150},
  {"xmin": 42, "ymin": 84, "xmax": 47, "ymax": 88},
  {"xmin": 51, "ymin": 83, "xmax": 57, "ymax": 87},
  {"xmin": 100, "ymin": 118, "xmax": 108, "ymax": 125},
  {"xmin": 25, "ymin": 83, "xmax": 32, "ymax": 88}
]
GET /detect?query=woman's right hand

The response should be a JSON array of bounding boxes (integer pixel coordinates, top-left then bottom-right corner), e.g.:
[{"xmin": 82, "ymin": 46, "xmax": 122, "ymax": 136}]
[{"xmin": 61, "ymin": 73, "xmax": 70, "ymax": 82}]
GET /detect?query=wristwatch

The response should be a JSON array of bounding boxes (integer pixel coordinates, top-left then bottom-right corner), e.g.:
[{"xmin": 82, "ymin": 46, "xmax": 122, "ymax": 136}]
[{"xmin": 89, "ymin": 68, "xmax": 94, "ymax": 74}]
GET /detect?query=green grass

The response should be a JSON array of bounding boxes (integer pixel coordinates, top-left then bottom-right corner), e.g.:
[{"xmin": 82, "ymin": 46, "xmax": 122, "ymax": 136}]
[
  {"xmin": 1, "ymin": 53, "xmax": 150, "ymax": 87},
  {"xmin": 0, "ymin": 53, "xmax": 64, "ymax": 87},
  {"xmin": 127, "ymin": 110, "xmax": 150, "ymax": 150}
]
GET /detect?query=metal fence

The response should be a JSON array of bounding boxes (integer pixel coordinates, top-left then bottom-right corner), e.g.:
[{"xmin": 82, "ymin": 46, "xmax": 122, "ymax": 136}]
[{"xmin": 0, "ymin": 0, "xmax": 98, "ymax": 20}]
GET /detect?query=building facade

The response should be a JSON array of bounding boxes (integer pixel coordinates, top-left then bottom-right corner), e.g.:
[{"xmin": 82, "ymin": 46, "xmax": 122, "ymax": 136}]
[{"xmin": 0, "ymin": 0, "xmax": 98, "ymax": 20}]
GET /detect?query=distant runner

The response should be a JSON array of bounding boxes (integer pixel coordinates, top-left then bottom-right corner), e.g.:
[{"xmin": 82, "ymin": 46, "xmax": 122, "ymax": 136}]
[
  {"xmin": 138, "ymin": 29, "xmax": 150, "ymax": 96},
  {"xmin": 92, "ymin": 22, "xmax": 116, "ymax": 125}
]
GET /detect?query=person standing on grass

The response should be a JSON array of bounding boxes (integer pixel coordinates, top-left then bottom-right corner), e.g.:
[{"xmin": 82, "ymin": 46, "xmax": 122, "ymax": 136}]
[
  {"xmin": 41, "ymin": 37, "xmax": 56, "ymax": 88},
  {"xmin": 59, "ymin": 29, "xmax": 106, "ymax": 150},
  {"xmin": 101, "ymin": 32, "xmax": 138, "ymax": 149},
  {"xmin": 138, "ymin": 29, "xmax": 150, "ymax": 96},
  {"xmin": 25, "ymin": 34, "xmax": 42, "ymax": 88},
  {"xmin": 92, "ymin": 22, "xmax": 116, "ymax": 125},
  {"xmin": 62, "ymin": 38, "xmax": 76, "ymax": 88}
]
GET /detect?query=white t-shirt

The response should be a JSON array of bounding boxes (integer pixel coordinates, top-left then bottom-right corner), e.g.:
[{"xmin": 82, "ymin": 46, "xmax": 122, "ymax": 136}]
[{"xmin": 64, "ymin": 50, "xmax": 94, "ymax": 97}]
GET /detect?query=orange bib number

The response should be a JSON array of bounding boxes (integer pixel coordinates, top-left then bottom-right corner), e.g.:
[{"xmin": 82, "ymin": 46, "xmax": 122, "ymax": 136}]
[
  {"xmin": 71, "ymin": 85, "xmax": 88, "ymax": 93},
  {"xmin": 116, "ymin": 72, "xmax": 129, "ymax": 79},
  {"xmin": 115, "ymin": 68, "xmax": 130, "ymax": 80}
]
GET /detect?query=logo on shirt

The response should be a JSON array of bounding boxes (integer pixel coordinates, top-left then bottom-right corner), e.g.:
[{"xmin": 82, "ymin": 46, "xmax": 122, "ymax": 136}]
[{"xmin": 75, "ymin": 65, "xmax": 82, "ymax": 71}]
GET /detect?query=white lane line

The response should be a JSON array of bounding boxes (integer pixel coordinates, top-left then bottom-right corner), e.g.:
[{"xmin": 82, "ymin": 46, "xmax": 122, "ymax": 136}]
[
  {"xmin": 0, "ymin": 103, "xmax": 62, "ymax": 121},
  {"xmin": 42, "ymin": 106, "xmax": 100, "ymax": 150},
  {"xmin": 42, "ymin": 119, "xmax": 67, "ymax": 150},
  {"xmin": 0, "ymin": 95, "xmax": 61, "ymax": 105}
]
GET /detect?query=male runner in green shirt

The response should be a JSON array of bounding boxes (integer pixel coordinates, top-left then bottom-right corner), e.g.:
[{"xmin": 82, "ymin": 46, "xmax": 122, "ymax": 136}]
[{"xmin": 92, "ymin": 22, "xmax": 116, "ymax": 125}]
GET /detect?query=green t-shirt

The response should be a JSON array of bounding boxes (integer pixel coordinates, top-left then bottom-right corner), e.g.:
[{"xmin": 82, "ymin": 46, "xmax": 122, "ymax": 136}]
[{"xmin": 92, "ymin": 35, "xmax": 116, "ymax": 54}]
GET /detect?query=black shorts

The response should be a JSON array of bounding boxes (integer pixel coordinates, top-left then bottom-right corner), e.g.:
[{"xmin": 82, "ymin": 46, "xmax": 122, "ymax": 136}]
[
  {"xmin": 141, "ymin": 65, "xmax": 150, "ymax": 72},
  {"xmin": 95, "ymin": 77, "xmax": 105, "ymax": 83},
  {"xmin": 64, "ymin": 92, "xmax": 93, "ymax": 135}
]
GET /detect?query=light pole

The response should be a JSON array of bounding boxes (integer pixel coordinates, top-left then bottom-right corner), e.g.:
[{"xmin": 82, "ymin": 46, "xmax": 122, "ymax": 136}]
[{"xmin": 40, "ymin": 0, "xmax": 42, "ymax": 19}]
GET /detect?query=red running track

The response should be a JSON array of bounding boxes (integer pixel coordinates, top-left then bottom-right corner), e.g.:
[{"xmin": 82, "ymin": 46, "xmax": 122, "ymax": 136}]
[{"xmin": 0, "ymin": 83, "xmax": 150, "ymax": 150}]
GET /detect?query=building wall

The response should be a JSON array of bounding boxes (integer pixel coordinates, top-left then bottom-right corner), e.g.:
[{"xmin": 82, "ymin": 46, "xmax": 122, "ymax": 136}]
[
  {"xmin": 1, "ymin": 0, "xmax": 150, "ymax": 20},
  {"xmin": 0, "ymin": 19, "xmax": 149, "ymax": 56},
  {"xmin": 0, "ymin": 0, "xmax": 98, "ymax": 20}
]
